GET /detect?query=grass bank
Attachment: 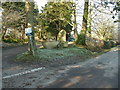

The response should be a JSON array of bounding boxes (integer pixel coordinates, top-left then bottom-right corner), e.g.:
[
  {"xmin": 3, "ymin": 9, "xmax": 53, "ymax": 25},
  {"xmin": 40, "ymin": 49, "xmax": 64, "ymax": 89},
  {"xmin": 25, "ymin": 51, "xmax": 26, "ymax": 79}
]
[
  {"xmin": 15, "ymin": 47, "xmax": 95, "ymax": 62},
  {"xmin": 15, "ymin": 44, "xmax": 116, "ymax": 66}
]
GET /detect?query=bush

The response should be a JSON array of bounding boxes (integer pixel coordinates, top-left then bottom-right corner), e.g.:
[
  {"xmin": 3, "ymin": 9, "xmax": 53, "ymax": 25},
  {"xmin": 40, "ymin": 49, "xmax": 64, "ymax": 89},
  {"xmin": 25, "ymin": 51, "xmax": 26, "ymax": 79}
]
[
  {"xmin": 113, "ymin": 40, "xmax": 118, "ymax": 46},
  {"xmin": 3, "ymin": 38, "xmax": 25, "ymax": 43},
  {"xmin": 116, "ymin": 41, "xmax": 120, "ymax": 45},
  {"xmin": 75, "ymin": 34, "xmax": 85, "ymax": 45},
  {"xmin": 103, "ymin": 41, "xmax": 111, "ymax": 49},
  {"xmin": 86, "ymin": 46, "xmax": 102, "ymax": 52},
  {"xmin": 57, "ymin": 41, "xmax": 68, "ymax": 48},
  {"xmin": 110, "ymin": 41, "xmax": 115, "ymax": 48},
  {"xmin": 86, "ymin": 41, "xmax": 102, "ymax": 52},
  {"xmin": 75, "ymin": 35, "xmax": 80, "ymax": 44},
  {"xmin": 3, "ymin": 39, "xmax": 17, "ymax": 43}
]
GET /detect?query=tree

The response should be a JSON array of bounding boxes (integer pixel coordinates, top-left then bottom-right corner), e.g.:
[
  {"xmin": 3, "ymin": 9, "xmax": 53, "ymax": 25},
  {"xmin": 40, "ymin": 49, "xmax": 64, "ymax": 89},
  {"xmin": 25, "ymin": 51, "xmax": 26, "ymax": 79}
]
[
  {"xmin": 73, "ymin": 2, "xmax": 78, "ymax": 42},
  {"xmin": 92, "ymin": 18, "xmax": 117, "ymax": 41},
  {"xmin": 77, "ymin": 0, "xmax": 89, "ymax": 45},
  {"xmin": 2, "ymin": 2, "xmax": 26, "ymax": 40},
  {"xmin": 90, "ymin": 1, "xmax": 118, "ymax": 41},
  {"xmin": 98, "ymin": 1, "xmax": 120, "ymax": 22},
  {"xmin": 87, "ymin": 1, "xmax": 92, "ymax": 39},
  {"xmin": 2, "ymin": 1, "xmax": 39, "ymax": 42},
  {"xmin": 25, "ymin": 0, "xmax": 38, "ymax": 55},
  {"xmin": 37, "ymin": 2, "xmax": 75, "ymax": 40}
]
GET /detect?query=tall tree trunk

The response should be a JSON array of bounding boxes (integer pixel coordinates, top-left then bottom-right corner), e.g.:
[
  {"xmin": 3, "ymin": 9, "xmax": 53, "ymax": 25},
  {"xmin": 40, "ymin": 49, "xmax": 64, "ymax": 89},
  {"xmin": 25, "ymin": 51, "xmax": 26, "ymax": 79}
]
[
  {"xmin": 73, "ymin": 3, "xmax": 78, "ymax": 42},
  {"xmin": 21, "ymin": 24, "xmax": 25, "ymax": 40},
  {"xmin": 79, "ymin": 0, "xmax": 89, "ymax": 45},
  {"xmin": 25, "ymin": 1, "xmax": 36, "ymax": 55},
  {"xmin": 118, "ymin": 11, "xmax": 120, "ymax": 43},
  {"xmin": 2, "ymin": 27, "xmax": 7, "ymax": 40},
  {"xmin": 88, "ymin": 1, "xmax": 92, "ymax": 41}
]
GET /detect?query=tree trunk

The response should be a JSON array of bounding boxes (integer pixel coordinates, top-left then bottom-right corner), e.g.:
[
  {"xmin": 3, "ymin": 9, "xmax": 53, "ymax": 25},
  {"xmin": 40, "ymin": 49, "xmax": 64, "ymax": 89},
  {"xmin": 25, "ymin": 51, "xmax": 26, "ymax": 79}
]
[
  {"xmin": 25, "ymin": 1, "xmax": 36, "ymax": 55},
  {"xmin": 2, "ymin": 28, "xmax": 7, "ymax": 40},
  {"xmin": 21, "ymin": 24, "xmax": 25, "ymax": 40},
  {"xmin": 73, "ymin": 3, "xmax": 78, "ymax": 42},
  {"xmin": 79, "ymin": 0, "xmax": 89, "ymax": 45},
  {"xmin": 88, "ymin": 1, "xmax": 92, "ymax": 40}
]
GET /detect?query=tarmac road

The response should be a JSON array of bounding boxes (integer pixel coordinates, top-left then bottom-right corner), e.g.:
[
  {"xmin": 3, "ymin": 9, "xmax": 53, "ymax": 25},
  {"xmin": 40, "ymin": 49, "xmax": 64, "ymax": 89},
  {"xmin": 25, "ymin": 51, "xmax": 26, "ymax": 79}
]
[
  {"xmin": 46, "ymin": 49, "xmax": 119, "ymax": 88},
  {"xmin": 2, "ymin": 46, "xmax": 119, "ymax": 88}
]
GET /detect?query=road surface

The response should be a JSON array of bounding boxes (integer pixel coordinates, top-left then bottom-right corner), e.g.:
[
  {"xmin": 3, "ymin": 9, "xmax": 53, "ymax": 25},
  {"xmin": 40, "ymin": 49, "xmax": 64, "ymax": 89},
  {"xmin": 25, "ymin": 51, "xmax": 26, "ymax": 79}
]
[
  {"xmin": 46, "ymin": 48, "xmax": 119, "ymax": 88},
  {"xmin": 2, "ymin": 46, "xmax": 119, "ymax": 88},
  {"xmin": 2, "ymin": 45, "xmax": 28, "ymax": 76}
]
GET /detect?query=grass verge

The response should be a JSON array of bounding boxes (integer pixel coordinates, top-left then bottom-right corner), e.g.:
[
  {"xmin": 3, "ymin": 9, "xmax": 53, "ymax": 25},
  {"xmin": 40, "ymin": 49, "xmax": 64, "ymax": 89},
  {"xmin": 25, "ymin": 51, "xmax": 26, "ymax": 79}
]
[
  {"xmin": 15, "ymin": 47, "xmax": 95, "ymax": 62},
  {"xmin": 15, "ymin": 45, "xmax": 115, "ymax": 63}
]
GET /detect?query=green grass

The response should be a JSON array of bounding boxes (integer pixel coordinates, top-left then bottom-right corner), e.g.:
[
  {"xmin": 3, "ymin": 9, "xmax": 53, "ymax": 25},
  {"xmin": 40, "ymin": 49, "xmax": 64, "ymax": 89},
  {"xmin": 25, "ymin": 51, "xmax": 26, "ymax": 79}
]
[
  {"xmin": 94, "ymin": 46, "xmax": 118, "ymax": 56},
  {"xmin": 15, "ymin": 47, "xmax": 94, "ymax": 62},
  {"xmin": 15, "ymin": 44, "xmax": 116, "ymax": 62}
]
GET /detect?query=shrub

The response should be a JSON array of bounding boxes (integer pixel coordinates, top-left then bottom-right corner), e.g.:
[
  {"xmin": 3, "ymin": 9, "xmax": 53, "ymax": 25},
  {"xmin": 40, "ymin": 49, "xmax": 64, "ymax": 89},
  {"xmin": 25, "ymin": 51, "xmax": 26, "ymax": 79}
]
[
  {"xmin": 57, "ymin": 41, "xmax": 68, "ymax": 48},
  {"xmin": 103, "ymin": 41, "xmax": 111, "ymax": 49},
  {"xmin": 3, "ymin": 39, "xmax": 17, "ymax": 43},
  {"xmin": 86, "ymin": 41, "xmax": 102, "ymax": 52},
  {"xmin": 75, "ymin": 34, "xmax": 85, "ymax": 45},
  {"xmin": 113, "ymin": 40, "xmax": 118, "ymax": 46},
  {"xmin": 3, "ymin": 38, "xmax": 25, "ymax": 43},
  {"xmin": 75, "ymin": 34, "xmax": 80, "ymax": 44},
  {"xmin": 86, "ymin": 46, "xmax": 102, "ymax": 52},
  {"xmin": 110, "ymin": 41, "xmax": 115, "ymax": 48}
]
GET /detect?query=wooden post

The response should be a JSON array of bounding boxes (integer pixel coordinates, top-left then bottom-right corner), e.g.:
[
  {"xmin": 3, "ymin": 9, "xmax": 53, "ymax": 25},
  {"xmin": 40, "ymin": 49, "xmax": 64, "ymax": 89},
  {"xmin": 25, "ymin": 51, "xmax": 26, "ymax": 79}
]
[{"xmin": 28, "ymin": 35, "xmax": 35, "ymax": 55}]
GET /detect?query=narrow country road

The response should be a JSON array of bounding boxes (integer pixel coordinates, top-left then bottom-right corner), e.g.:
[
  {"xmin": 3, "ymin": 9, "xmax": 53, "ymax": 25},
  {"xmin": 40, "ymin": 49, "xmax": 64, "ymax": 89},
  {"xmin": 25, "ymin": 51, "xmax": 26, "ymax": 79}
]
[
  {"xmin": 2, "ymin": 45, "xmax": 28, "ymax": 76},
  {"xmin": 44, "ymin": 48, "xmax": 119, "ymax": 88},
  {"xmin": 46, "ymin": 49, "xmax": 119, "ymax": 88},
  {"xmin": 2, "ymin": 44, "xmax": 42, "ymax": 76},
  {"xmin": 2, "ymin": 46, "xmax": 119, "ymax": 88}
]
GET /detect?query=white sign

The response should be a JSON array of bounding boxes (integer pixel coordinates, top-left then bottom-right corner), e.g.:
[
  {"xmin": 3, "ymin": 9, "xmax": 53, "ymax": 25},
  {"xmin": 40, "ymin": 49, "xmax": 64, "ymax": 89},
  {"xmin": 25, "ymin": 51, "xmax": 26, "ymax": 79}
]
[{"xmin": 25, "ymin": 28, "xmax": 32, "ymax": 34}]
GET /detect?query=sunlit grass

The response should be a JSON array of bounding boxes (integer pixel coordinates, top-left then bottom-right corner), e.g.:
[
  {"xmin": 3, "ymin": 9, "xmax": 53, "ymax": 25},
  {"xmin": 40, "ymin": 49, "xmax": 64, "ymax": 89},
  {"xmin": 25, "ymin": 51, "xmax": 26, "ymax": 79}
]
[
  {"xmin": 15, "ymin": 44, "xmax": 116, "ymax": 62},
  {"xmin": 15, "ymin": 47, "xmax": 94, "ymax": 62}
]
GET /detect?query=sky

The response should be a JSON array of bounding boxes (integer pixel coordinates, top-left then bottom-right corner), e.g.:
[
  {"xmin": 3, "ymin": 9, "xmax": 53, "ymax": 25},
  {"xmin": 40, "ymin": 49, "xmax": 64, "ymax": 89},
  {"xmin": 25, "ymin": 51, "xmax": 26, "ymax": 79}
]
[{"xmin": 34, "ymin": 0, "xmax": 47, "ymax": 11}]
